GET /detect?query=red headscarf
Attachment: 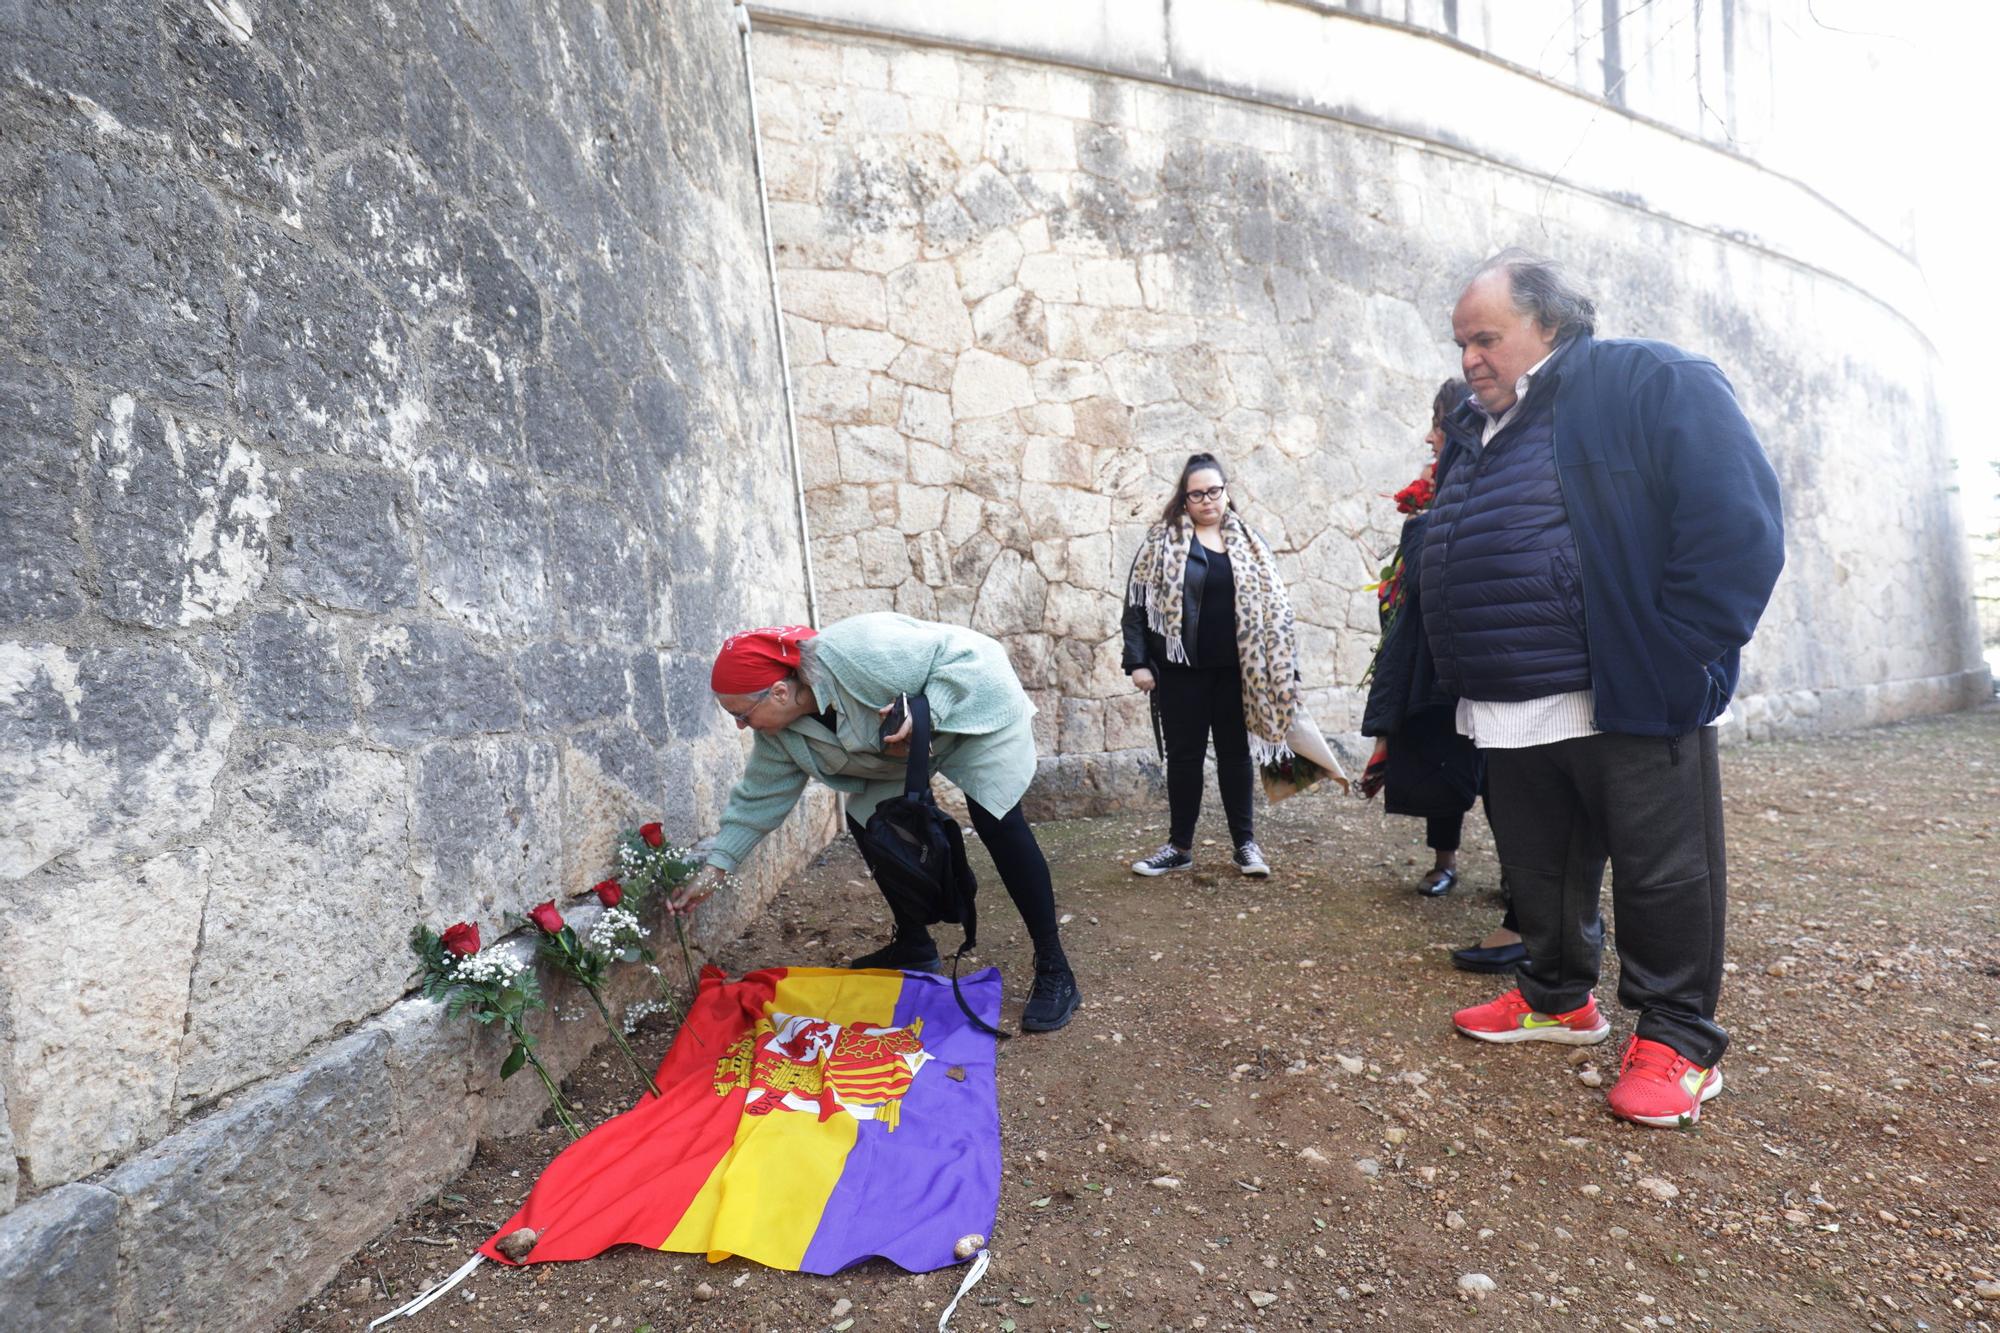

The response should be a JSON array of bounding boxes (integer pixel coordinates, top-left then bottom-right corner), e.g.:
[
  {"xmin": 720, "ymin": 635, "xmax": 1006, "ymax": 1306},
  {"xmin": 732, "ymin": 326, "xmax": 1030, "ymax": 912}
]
[{"xmin": 710, "ymin": 625, "xmax": 818, "ymax": 694}]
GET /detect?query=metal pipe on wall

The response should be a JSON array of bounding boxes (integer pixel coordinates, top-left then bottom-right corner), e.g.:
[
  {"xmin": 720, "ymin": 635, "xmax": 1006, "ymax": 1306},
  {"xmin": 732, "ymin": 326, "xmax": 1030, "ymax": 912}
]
[{"xmin": 734, "ymin": 0, "xmax": 821, "ymax": 628}]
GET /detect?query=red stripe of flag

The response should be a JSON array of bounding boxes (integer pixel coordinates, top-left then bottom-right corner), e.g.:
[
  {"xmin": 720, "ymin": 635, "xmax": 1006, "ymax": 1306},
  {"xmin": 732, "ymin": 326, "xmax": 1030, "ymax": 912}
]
[{"xmin": 480, "ymin": 966, "xmax": 781, "ymax": 1265}]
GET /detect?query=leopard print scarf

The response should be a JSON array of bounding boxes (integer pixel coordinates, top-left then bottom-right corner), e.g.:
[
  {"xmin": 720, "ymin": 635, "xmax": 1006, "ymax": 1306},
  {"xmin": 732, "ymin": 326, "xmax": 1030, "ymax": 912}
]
[{"xmin": 1126, "ymin": 511, "xmax": 1301, "ymax": 763}]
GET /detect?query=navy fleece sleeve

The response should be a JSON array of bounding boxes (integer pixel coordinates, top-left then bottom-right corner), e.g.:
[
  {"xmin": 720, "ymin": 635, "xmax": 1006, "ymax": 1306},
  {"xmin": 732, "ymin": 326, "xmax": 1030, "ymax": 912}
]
[{"xmin": 1635, "ymin": 359, "xmax": 1785, "ymax": 663}]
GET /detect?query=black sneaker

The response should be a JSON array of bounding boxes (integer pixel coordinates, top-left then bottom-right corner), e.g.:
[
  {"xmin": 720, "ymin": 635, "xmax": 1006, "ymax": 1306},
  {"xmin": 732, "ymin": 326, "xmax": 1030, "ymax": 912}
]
[
  {"xmin": 1021, "ymin": 951, "xmax": 1080, "ymax": 1032},
  {"xmin": 1233, "ymin": 841, "xmax": 1271, "ymax": 876},
  {"xmin": 848, "ymin": 935, "xmax": 943, "ymax": 973},
  {"xmin": 1131, "ymin": 844, "xmax": 1193, "ymax": 876}
]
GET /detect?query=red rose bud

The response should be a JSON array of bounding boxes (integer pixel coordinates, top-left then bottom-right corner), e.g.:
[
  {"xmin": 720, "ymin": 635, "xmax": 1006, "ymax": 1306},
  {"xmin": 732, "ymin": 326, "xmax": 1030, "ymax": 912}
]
[
  {"xmin": 527, "ymin": 900, "xmax": 565, "ymax": 934},
  {"xmin": 639, "ymin": 822, "xmax": 665, "ymax": 848},
  {"xmin": 593, "ymin": 879, "xmax": 623, "ymax": 908},
  {"xmin": 440, "ymin": 922, "xmax": 481, "ymax": 957}
]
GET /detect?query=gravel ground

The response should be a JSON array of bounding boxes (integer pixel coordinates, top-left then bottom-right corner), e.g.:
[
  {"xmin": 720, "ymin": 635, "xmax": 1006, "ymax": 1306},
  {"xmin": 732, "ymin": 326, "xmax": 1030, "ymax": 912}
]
[{"xmin": 288, "ymin": 704, "xmax": 2000, "ymax": 1333}]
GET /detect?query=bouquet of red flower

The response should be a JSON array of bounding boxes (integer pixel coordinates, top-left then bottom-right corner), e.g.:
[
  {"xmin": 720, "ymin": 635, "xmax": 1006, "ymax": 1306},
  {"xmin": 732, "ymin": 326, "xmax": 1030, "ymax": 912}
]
[
  {"xmin": 410, "ymin": 922, "xmax": 583, "ymax": 1139},
  {"xmin": 1392, "ymin": 473, "xmax": 1435, "ymax": 514}
]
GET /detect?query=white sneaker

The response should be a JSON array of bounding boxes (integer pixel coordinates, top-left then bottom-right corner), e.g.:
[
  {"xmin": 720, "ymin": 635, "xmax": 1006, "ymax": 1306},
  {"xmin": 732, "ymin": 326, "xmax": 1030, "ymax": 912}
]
[{"xmin": 1131, "ymin": 844, "xmax": 1194, "ymax": 876}]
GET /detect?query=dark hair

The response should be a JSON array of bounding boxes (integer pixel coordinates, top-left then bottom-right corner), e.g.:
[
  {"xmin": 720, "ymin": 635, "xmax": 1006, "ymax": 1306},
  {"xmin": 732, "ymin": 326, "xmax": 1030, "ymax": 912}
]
[
  {"xmin": 1161, "ymin": 452, "xmax": 1233, "ymax": 526},
  {"xmin": 1466, "ymin": 248, "xmax": 1596, "ymax": 340},
  {"xmin": 1431, "ymin": 378, "xmax": 1469, "ymax": 427}
]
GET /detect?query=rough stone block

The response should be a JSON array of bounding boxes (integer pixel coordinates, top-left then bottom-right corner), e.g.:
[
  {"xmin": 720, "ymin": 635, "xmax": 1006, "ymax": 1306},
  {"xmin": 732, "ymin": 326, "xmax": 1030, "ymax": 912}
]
[
  {"xmin": 886, "ymin": 261, "xmax": 974, "ymax": 352},
  {"xmin": 835, "ymin": 424, "xmax": 907, "ymax": 483},
  {"xmin": 547, "ymin": 496, "xmax": 653, "ymax": 643},
  {"xmin": 971, "ymin": 548, "xmax": 1048, "ymax": 636},
  {"xmin": 412, "ymin": 738, "xmax": 563, "ymax": 923},
  {"xmin": 278, "ymin": 465, "xmax": 419, "ymax": 613},
  {"xmin": 0, "ymin": 1183, "xmax": 118, "ymax": 1333},
  {"xmin": 413, "ymin": 449, "xmax": 556, "ymax": 638},
  {"xmin": 87, "ymin": 394, "xmax": 275, "ymax": 629},
  {"xmin": 559, "ymin": 727, "xmax": 673, "ymax": 891},
  {"xmin": 425, "ymin": 318, "xmax": 529, "ymax": 464},
  {"xmin": 0, "ymin": 361, "xmax": 83, "ymax": 624},
  {"xmin": 826, "ymin": 326, "xmax": 905, "ymax": 370},
  {"xmin": 855, "ymin": 528, "xmax": 912, "ymax": 588},
  {"xmin": 0, "ymin": 643, "xmax": 231, "ymax": 879},
  {"xmin": 952, "ymin": 349, "xmax": 1037, "ymax": 418},
  {"xmin": 517, "ymin": 641, "xmax": 633, "ymax": 730},
  {"xmin": 236, "ymin": 215, "xmax": 424, "ymax": 464},
  {"xmin": 2, "ymin": 850, "xmax": 207, "ymax": 1187},
  {"xmin": 782, "ymin": 269, "xmax": 887, "ymax": 328},
  {"xmin": 324, "ymin": 149, "xmax": 465, "ymax": 317},
  {"xmin": 954, "ymin": 228, "xmax": 1027, "ymax": 304},
  {"xmin": 177, "ymin": 743, "xmax": 410, "ymax": 1106},
  {"xmin": 955, "ymin": 162, "xmax": 1031, "ymax": 229},
  {"xmin": 110, "ymin": 1031, "xmax": 399, "ymax": 1332},
  {"xmin": 166, "ymin": 10, "xmax": 312, "ymax": 220},
  {"xmin": 359, "ymin": 622, "xmax": 521, "ymax": 745},
  {"xmin": 26, "ymin": 152, "xmax": 228, "ymax": 410},
  {"xmin": 215, "ymin": 609, "xmax": 354, "ymax": 732},
  {"xmin": 795, "ymin": 363, "xmax": 875, "ymax": 423}
]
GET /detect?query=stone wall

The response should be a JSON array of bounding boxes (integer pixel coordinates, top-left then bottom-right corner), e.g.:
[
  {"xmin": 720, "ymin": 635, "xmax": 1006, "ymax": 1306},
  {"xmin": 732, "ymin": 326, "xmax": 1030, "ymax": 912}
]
[
  {"xmin": 749, "ymin": 3, "xmax": 1987, "ymax": 813},
  {"xmin": 0, "ymin": 1, "xmax": 835, "ymax": 1327}
]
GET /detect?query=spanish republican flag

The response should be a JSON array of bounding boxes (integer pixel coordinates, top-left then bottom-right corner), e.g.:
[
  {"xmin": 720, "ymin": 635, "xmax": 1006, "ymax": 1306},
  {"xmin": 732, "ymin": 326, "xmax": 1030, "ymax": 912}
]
[{"xmin": 480, "ymin": 966, "xmax": 1002, "ymax": 1274}]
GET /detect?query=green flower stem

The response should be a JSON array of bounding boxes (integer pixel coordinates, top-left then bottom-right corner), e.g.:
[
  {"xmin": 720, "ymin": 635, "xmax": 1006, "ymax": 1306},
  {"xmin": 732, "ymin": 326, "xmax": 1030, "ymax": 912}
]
[
  {"xmin": 583, "ymin": 985, "xmax": 662, "ymax": 1098},
  {"xmin": 671, "ymin": 910, "xmax": 699, "ymax": 996},
  {"xmin": 504, "ymin": 1014, "xmax": 584, "ymax": 1140}
]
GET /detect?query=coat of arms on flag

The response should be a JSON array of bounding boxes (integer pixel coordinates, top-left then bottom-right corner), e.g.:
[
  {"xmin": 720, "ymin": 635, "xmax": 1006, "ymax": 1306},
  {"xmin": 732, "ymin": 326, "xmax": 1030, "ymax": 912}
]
[{"xmin": 475, "ymin": 965, "xmax": 1001, "ymax": 1276}]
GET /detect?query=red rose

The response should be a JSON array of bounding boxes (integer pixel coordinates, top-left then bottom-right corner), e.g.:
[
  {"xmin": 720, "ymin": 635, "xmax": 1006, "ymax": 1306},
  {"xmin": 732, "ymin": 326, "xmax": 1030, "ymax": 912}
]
[
  {"xmin": 593, "ymin": 879, "xmax": 623, "ymax": 908},
  {"xmin": 1392, "ymin": 475, "xmax": 1436, "ymax": 515},
  {"xmin": 527, "ymin": 900, "xmax": 565, "ymax": 934},
  {"xmin": 639, "ymin": 822, "xmax": 664, "ymax": 848},
  {"xmin": 440, "ymin": 922, "xmax": 481, "ymax": 957}
]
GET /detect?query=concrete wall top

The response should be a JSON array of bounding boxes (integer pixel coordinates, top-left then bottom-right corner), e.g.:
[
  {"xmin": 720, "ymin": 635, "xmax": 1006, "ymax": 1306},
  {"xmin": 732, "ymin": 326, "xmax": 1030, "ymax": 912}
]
[{"xmin": 746, "ymin": 0, "xmax": 1933, "ymax": 345}]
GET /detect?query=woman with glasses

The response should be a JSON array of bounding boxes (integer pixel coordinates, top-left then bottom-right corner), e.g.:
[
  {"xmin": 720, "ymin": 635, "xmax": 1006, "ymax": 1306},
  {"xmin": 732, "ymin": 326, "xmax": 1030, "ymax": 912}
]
[
  {"xmin": 669, "ymin": 614, "xmax": 1082, "ymax": 1033},
  {"xmin": 1122, "ymin": 452, "xmax": 1300, "ymax": 878}
]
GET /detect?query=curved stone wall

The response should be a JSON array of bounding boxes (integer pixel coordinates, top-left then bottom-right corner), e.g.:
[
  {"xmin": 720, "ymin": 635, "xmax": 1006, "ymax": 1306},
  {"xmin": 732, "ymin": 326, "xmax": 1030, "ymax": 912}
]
[
  {"xmin": 749, "ymin": 0, "xmax": 1986, "ymax": 811},
  {"xmin": 0, "ymin": 1, "xmax": 834, "ymax": 1326}
]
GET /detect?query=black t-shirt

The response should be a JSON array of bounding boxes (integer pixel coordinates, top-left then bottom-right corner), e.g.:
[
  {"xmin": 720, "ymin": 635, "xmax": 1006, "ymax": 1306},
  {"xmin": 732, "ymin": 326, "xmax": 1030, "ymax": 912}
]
[{"xmin": 1194, "ymin": 544, "xmax": 1237, "ymax": 666}]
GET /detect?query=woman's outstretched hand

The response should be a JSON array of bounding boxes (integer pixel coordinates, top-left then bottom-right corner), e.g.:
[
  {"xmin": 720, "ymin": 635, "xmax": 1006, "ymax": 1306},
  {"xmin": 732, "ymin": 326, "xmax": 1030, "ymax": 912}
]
[
  {"xmin": 1130, "ymin": 668, "xmax": 1156, "ymax": 692},
  {"xmin": 670, "ymin": 863, "xmax": 726, "ymax": 915}
]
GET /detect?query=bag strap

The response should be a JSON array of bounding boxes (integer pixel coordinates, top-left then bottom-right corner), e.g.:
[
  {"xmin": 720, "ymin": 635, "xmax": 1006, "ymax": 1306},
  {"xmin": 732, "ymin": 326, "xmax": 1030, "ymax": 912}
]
[
  {"xmin": 949, "ymin": 946, "xmax": 1012, "ymax": 1041},
  {"xmin": 902, "ymin": 694, "xmax": 932, "ymax": 797}
]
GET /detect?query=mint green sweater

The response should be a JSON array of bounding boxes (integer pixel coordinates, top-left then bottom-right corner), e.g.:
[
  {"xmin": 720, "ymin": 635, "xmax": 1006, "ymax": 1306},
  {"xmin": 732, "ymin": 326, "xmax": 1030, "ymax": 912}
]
[{"xmin": 706, "ymin": 613, "xmax": 1038, "ymax": 873}]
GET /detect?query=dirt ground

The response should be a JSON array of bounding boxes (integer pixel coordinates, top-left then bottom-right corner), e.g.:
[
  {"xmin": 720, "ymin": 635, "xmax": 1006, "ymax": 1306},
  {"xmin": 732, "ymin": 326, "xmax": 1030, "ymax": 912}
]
[{"xmin": 288, "ymin": 705, "xmax": 2000, "ymax": 1333}]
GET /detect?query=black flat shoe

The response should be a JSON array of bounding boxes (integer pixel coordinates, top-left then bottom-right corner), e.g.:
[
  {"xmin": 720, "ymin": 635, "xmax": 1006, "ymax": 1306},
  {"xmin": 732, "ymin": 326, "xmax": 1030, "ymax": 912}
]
[
  {"xmin": 1417, "ymin": 867, "xmax": 1458, "ymax": 897},
  {"xmin": 1451, "ymin": 940, "xmax": 1528, "ymax": 974}
]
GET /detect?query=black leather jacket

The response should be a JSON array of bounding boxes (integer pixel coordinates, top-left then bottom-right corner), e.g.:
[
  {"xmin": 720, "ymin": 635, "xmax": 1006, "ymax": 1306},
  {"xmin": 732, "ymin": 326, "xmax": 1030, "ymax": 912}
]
[{"xmin": 1120, "ymin": 541, "xmax": 1225, "ymax": 672}]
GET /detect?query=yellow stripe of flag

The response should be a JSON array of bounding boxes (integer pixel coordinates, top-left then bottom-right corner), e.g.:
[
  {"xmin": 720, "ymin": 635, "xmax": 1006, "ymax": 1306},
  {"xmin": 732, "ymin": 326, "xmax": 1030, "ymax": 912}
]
[{"xmin": 661, "ymin": 969, "xmax": 903, "ymax": 1268}]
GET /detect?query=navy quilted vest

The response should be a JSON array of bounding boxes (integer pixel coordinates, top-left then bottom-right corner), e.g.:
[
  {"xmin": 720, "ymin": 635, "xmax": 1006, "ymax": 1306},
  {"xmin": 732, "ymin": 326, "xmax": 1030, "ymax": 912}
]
[{"xmin": 1420, "ymin": 378, "xmax": 1593, "ymax": 702}]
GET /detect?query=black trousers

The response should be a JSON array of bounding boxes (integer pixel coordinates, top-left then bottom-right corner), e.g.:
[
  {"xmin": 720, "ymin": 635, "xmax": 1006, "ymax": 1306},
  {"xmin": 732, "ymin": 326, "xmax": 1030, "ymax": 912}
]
[
  {"xmin": 1484, "ymin": 728, "xmax": 1729, "ymax": 1066},
  {"xmin": 847, "ymin": 799, "xmax": 1062, "ymax": 953},
  {"xmin": 1155, "ymin": 665, "xmax": 1254, "ymax": 848},
  {"xmin": 1425, "ymin": 813, "xmax": 1463, "ymax": 853}
]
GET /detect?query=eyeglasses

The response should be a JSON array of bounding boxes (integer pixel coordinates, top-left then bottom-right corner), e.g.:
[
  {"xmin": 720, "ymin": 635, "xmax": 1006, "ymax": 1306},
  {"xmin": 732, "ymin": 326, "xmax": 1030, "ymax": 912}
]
[
  {"xmin": 1185, "ymin": 485, "xmax": 1227, "ymax": 503},
  {"xmin": 721, "ymin": 688, "xmax": 774, "ymax": 724}
]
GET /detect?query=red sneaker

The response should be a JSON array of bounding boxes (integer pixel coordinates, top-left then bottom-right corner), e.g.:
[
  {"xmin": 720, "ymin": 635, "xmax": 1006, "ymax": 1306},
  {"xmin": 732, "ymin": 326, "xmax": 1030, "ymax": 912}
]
[
  {"xmin": 1452, "ymin": 988, "xmax": 1610, "ymax": 1045},
  {"xmin": 1606, "ymin": 1036, "xmax": 1723, "ymax": 1127}
]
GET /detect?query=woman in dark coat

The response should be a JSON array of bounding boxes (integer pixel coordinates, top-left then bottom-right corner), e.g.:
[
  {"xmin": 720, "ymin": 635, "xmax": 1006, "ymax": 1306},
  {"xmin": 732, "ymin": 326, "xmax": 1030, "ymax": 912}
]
[{"xmin": 1361, "ymin": 380, "xmax": 1524, "ymax": 971}]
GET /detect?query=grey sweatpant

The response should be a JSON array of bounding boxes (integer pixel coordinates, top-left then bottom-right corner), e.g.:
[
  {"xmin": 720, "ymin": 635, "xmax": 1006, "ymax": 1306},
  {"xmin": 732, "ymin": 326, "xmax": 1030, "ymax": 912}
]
[{"xmin": 1484, "ymin": 727, "xmax": 1729, "ymax": 1066}]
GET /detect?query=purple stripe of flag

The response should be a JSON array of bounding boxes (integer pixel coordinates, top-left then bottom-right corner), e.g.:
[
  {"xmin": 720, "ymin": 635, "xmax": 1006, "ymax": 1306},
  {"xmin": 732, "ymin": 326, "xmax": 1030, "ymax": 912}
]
[{"xmin": 798, "ymin": 967, "xmax": 1003, "ymax": 1274}]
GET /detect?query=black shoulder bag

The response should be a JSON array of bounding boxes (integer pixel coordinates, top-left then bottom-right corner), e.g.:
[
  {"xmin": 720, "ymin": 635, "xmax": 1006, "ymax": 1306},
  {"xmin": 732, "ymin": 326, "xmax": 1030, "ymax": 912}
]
[{"xmin": 851, "ymin": 694, "xmax": 1011, "ymax": 1039}]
